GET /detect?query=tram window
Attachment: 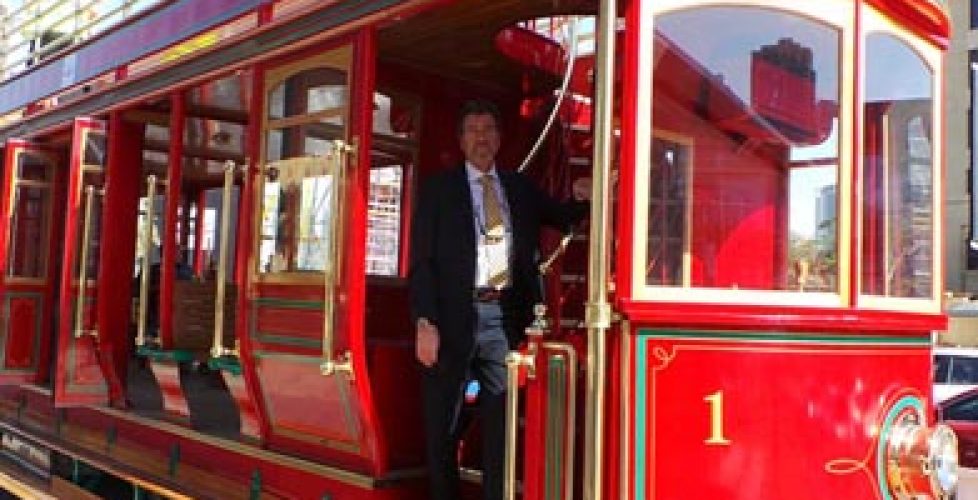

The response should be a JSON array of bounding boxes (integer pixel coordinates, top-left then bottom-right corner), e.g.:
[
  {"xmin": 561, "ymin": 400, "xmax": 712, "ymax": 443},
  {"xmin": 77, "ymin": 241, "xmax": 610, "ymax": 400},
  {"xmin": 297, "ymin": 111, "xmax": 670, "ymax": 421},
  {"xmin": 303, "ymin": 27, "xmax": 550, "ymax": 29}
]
[
  {"xmin": 7, "ymin": 153, "xmax": 51, "ymax": 279},
  {"xmin": 648, "ymin": 7, "xmax": 840, "ymax": 292},
  {"xmin": 366, "ymin": 91, "xmax": 418, "ymax": 277},
  {"xmin": 260, "ymin": 156, "xmax": 337, "ymax": 273},
  {"xmin": 75, "ymin": 172, "xmax": 104, "ymax": 280},
  {"xmin": 861, "ymin": 33, "xmax": 934, "ymax": 299},
  {"xmin": 260, "ymin": 60, "xmax": 350, "ymax": 276},
  {"xmin": 366, "ymin": 163, "xmax": 404, "ymax": 276},
  {"xmin": 268, "ymin": 68, "xmax": 347, "ymax": 121},
  {"xmin": 84, "ymin": 133, "xmax": 106, "ymax": 167}
]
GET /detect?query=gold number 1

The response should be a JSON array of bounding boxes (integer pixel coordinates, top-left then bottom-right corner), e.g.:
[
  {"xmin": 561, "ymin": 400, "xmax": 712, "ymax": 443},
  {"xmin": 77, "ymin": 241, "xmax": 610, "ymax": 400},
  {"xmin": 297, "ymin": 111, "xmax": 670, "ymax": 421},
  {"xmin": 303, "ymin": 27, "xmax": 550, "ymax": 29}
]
[{"xmin": 704, "ymin": 391, "xmax": 732, "ymax": 445}]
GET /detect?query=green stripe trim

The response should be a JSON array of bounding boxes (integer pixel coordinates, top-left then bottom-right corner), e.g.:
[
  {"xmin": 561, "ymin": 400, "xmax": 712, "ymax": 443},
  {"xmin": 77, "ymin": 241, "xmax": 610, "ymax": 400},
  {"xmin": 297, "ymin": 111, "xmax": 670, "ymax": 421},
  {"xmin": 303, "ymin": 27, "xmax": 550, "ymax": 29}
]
[
  {"xmin": 545, "ymin": 356, "xmax": 567, "ymax": 500},
  {"xmin": 137, "ymin": 347, "xmax": 195, "ymax": 363},
  {"xmin": 635, "ymin": 329, "xmax": 930, "ymax": 345},
  {"xmin": 252, "ymin": 351, "xmax": 320, "ymax": 362},
  {"xmin": 635, "ymin": 337, "xmax": 648, "ymax": 499},
  {"xmin": 208, "ymin": 356, "xmax": 242, "ymax": 376},
  {"xmin": 253, "ymin": 297, "xmax": 324, "ymax": 310},
  {"xmin": 253, "ymin": 333, "xmax": 321, "ymax": 349}
]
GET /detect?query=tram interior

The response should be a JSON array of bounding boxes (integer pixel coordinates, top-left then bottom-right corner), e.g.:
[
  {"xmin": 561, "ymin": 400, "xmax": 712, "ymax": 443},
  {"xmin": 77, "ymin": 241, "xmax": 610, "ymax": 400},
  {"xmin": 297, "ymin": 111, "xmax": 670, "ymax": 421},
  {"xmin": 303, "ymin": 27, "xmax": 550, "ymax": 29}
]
[
  {"xmin": 114, "ymin": 0, "xmax": 597, "ymax": 475},
  {"xmin": 0, "ymin": 0, "xmax": 936, "ymax": 493}
]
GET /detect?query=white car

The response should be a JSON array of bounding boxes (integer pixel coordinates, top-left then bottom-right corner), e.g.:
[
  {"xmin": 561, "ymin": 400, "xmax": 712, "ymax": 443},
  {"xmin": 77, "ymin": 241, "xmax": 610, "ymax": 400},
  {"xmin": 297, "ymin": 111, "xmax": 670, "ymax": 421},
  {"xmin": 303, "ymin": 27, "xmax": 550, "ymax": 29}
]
[{"xmin": 934, "ymin": 347, "xmax": 978, "ymax": 403}]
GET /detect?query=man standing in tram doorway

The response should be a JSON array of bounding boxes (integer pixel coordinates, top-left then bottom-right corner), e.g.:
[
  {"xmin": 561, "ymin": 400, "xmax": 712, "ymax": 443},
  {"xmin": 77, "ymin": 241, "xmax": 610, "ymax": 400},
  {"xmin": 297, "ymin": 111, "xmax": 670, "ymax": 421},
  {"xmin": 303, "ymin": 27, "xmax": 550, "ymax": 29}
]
[{"xmin": 409, "ymin": 99, "xmax": 589, "ymax": 500}]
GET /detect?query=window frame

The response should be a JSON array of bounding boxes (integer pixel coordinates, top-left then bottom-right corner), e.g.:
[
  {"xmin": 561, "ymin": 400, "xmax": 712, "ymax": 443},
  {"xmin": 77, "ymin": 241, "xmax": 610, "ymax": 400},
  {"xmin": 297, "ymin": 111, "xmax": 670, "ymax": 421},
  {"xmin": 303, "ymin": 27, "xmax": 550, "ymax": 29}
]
[
  {"xmin": 856, "ymin": 4, "xmax": 942, "ymax": 313},
  {"xmin": 5, "ymin": 148, "xmax": 55, "ymax": 283},
  {"xmin": 626, "ymin": 0, "xmax": 856, "ymax": 306},
  {"xmin": 364, "ymin": 86, "xmax": 420, "ymax": 281},
  {"xmin": 254, "ymin": 45, "xmax": 353, "ymax": 285}
]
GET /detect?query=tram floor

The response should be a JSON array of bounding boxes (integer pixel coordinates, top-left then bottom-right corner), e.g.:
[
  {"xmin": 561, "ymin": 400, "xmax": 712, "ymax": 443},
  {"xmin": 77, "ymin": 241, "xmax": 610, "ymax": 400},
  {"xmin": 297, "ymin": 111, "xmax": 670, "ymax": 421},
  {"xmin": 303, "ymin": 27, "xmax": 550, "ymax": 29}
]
[{"xmin": 126, "ymin": 358, "xmax": 241, "ymax": 439}]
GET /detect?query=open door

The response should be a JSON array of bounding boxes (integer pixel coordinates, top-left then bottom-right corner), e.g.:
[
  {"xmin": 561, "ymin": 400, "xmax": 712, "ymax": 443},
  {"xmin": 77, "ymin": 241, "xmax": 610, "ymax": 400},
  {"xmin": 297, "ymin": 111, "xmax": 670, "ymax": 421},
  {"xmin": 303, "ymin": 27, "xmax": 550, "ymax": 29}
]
[
  {"xmin": 0, "ymin": 140, "xmax": 60, "ymax": 384},
  {"xmin": 246, "ymin": 34, "xmax": 379, "ymax": 465},
  {"xmin": 54, "ymin": 118, "xmax": 110, "ymax": 406}
]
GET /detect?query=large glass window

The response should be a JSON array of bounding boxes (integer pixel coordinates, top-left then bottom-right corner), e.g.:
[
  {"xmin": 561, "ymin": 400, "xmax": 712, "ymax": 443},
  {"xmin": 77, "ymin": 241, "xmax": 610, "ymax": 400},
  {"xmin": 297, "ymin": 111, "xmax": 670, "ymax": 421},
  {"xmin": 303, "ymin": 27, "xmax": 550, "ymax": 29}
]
[
  {"xmin": 7, "ymin": 151, "xmax": 52, "ymax": 279},
  {"xmin": 646, "ymin": 7, "xmax": 841, "ymax": 293},
  {"xmin": 861, "ymin": 33, "xmax": 934, "ymax": 299},
  {"xmin": 259, "ymin": 51, "xmax": 350, "ymax": 277}
]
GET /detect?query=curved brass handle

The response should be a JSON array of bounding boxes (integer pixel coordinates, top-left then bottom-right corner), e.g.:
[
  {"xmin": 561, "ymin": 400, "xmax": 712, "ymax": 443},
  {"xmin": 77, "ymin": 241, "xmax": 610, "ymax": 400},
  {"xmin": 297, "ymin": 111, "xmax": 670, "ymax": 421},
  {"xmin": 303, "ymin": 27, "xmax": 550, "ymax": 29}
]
[
  {"xmin": 136, "ymin": 175, "xmax": 157, "ymax": 347},
  {"xmin": 211, "ymin": 161, "xmax": 239, "ymax": 359}
]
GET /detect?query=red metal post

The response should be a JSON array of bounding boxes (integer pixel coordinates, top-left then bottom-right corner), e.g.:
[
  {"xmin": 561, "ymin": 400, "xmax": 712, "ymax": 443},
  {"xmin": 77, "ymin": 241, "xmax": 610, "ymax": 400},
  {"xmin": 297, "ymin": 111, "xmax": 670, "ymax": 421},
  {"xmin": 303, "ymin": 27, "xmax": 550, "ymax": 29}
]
[
  {"xmin": 231, "ymin": 64, "xmax": 268, "ymax": 441},
  {"xmin": 97, "ymin": 111, "xmax": 144, "ymax": 404},
  {"xmin": 160, "ymin": 91, "xmax": 185, "ymax": 348},
  {"xmin": 346, "ymin": 27, "xmax": 385, "ymax": 473}
]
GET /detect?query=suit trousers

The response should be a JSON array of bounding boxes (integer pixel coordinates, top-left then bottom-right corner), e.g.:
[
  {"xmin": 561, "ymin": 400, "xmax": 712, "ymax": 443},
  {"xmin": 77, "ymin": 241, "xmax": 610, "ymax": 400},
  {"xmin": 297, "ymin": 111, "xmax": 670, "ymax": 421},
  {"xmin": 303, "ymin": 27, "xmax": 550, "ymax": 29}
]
[{"xmin": 423, "ymin": 301, "xmax": 509, "ymax": 500}]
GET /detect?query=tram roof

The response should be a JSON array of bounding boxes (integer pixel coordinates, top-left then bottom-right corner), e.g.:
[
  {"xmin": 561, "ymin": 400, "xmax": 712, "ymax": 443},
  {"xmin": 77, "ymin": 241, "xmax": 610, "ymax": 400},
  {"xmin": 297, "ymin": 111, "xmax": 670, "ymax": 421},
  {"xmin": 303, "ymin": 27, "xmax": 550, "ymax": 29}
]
[{"xmin": 0, "ymin": 0, "xmax": 952, "ymax": 140}]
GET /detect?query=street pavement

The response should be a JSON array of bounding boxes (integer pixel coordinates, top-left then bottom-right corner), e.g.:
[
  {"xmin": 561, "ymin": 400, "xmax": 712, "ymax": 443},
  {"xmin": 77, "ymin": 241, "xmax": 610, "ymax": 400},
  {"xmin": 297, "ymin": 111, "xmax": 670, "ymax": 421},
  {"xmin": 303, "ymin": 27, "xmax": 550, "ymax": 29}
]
[{"xmin": 961, "ymin": 468, "xmax": 978, "ymax": 499}]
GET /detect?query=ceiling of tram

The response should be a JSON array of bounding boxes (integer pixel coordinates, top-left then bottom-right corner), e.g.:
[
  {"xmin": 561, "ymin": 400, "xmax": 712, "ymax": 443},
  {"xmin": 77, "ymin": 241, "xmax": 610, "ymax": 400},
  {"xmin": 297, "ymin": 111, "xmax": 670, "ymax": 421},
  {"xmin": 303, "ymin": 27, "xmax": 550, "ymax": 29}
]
[{"xmin": 378, "ymin": 0, "xmax": 593, "ymax": 90}]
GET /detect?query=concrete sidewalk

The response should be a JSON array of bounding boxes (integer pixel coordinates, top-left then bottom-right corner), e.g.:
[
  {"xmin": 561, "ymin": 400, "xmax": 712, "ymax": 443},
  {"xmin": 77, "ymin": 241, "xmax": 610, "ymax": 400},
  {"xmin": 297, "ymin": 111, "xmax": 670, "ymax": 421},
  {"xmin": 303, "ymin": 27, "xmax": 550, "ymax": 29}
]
[{"xmin": 960, "ymin": 467, "xmax": 978, "ymax": 499}]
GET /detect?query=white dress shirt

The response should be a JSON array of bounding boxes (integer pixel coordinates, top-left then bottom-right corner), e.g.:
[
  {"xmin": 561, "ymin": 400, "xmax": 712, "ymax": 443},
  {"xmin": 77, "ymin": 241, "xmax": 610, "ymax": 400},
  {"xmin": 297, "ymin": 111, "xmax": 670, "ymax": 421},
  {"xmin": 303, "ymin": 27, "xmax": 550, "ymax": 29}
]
[{"xmin": 466, "ymin": 162, "xmax": 512, "ymax": 288}]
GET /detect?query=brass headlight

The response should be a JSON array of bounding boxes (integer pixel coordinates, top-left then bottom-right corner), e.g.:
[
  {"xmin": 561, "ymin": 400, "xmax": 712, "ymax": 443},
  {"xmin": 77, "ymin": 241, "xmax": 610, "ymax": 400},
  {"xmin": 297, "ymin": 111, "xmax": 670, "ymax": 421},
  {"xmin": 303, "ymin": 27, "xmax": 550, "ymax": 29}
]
[{"xmin": 886, "ymin": 412, "xmax": 958, "ymax": 500}]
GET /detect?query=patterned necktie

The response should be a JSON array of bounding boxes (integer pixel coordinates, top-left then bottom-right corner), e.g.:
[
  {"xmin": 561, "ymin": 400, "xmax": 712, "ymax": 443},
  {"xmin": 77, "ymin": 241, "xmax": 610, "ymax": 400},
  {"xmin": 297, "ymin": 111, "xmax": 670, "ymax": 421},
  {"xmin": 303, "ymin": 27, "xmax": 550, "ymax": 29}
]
[{"xmin": 480, "ymin": 174, "xmax": 508, "ymax": 288}]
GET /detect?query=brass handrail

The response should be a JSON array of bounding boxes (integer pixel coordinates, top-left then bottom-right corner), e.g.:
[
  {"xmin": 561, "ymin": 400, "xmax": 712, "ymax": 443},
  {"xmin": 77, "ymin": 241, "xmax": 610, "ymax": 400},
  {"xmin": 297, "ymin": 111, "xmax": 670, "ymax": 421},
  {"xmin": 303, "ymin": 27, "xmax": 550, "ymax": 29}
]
[
  {"xmin": 211, "ymin": 161, "xmax": 238, "ymax": 359},
  {"xmin": 320, "ymin": 140, "xmax": 354, "ymax": 378},
  {"xmin": 503, "ymin": 350, "xmax": 535, "ymax": 500},
  {"xmin": 136, "ymin": 175, "xmax": 156, "ymax": 347},
  {"xmin": 584, "ymin": 0, "xmax": 617, "ymax": 497},
  {"xmin": 543, "ymin": 342, "xmax": 578, "ymax": 500},
  {"xmin": 74, "ymin": 184, "xmax": 97, "ymax": 339},
  {"xmin": 539, "ymin": 230, "xmax": 575, "ymax": 275}
]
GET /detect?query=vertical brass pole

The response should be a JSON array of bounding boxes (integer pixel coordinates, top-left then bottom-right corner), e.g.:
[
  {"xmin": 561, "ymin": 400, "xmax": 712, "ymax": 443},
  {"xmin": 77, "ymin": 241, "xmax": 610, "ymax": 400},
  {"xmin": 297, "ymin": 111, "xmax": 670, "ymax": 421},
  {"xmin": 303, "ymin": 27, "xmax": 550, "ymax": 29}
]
[
  {"xmin": 320, "ymin": 141, "xmax": 353, "ymax": 377},
  {"xmin": 75, "ymin": 185, "xmax": 95, "ymax": 339},
  {"xmin": 503, "ymin": 353, "xmax": 523, "ymax": 500},
  {"xmin": 584, "ymin": 0, "xmax": 617, "ymax": 497},
  {"xmin": 136, "ymin": 175, "xmax": 157, "ymax": 347},
  {"xmin": 211, "ymin": 162, "xmax": 236, "ymax": 358}
]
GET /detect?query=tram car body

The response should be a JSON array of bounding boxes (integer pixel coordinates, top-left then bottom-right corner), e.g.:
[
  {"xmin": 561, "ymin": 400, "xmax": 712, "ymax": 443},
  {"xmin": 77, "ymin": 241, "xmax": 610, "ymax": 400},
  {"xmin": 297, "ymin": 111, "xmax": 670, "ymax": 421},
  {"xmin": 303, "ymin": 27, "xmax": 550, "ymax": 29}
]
[{"xmin": 0, "ymin": 0, "xmax": 956, "ymax": 498}]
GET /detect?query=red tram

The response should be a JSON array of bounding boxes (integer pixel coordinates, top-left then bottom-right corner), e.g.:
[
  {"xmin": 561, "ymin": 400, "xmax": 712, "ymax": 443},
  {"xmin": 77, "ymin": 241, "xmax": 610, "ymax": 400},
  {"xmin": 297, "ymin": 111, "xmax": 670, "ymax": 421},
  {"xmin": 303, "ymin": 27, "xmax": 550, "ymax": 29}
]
[{"xmin": 0, "ymin": 0, "xmax": 957, "ymax": 498}]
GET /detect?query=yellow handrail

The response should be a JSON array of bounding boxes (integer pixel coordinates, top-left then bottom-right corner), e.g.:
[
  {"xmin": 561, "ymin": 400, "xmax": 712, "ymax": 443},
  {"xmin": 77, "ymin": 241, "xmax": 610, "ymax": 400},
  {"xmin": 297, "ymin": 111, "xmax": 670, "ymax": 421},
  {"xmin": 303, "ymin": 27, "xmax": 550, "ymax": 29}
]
[
  {"xmin": 74, "ymin": 184, "xmax": 97, "ymax": 339},
  {"xmin": 136, "ymin": 175, "xmax": 156, "ymax": 347},
  {"xmin": 211, "ymin": 161, "xmax": 238, "ymax": 358},
  {"xmin": 320, "ymin": 140, "xmax": 354, "ymax": 378}
]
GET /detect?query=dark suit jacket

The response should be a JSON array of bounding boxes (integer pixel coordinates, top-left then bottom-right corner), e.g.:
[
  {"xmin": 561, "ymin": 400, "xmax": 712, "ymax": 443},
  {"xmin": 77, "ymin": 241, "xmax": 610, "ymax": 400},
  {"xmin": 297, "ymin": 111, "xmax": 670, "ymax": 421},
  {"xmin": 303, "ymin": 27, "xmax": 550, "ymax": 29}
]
[{"xmin": 409, "ymin": 165, "xmax": 586, "ymax": 379}]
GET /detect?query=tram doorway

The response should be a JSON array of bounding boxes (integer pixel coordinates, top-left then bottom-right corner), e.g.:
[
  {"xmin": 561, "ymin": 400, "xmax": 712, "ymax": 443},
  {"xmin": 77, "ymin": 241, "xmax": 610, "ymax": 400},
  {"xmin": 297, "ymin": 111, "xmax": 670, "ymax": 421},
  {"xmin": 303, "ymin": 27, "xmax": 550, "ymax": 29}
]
[
  {"xmin": 0, "ymin": 118, "xmax": 133, "ymax": 408},
  {"xmin": 126, "ymin": 74, "xmax": 250, "ymax": 437},
  {"xmin": 366, "ymin": 2, "xmax": 595, "ymax": 490},
  {"xmin": 0, "ymin": 140, "xmax": 63, "ymax": 387}
]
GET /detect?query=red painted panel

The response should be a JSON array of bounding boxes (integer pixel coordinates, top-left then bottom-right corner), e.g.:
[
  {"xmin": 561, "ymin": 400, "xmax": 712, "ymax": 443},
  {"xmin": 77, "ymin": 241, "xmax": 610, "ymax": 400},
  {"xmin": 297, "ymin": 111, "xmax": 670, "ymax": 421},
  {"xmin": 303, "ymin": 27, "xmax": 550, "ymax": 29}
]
[
  {"xmin": 95, "ymin": 112, "xmax": 144, "ymax": 404},
  {"xmin": 255, "ymin": 306, "xmax": 324, "ymax": 340},
  {"xmin": 54, "ymin": 118, "xmax": 110, "ymax": 407},
  {"xmin": 633, "ymin": 332, "xmax": 930, "ymax": 500},
  {"xmin": 256, "ymin": 355, "xmax": 363, "ymax": 444},
  {"xmin": 4, "ymin": 297, "xmax": 38, "ymax": 369},
  {"xmin": 160, "ymin": 92, "xmax": 186, "ymax": 349},
  {"xmin": 0, "ymin": 141, "xmax": 58, "ymax": 384}
]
